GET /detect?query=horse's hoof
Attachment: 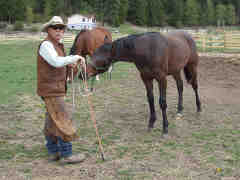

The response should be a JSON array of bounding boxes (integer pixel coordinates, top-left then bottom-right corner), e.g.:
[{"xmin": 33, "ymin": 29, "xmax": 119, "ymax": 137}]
[
  {"xmin": 176, "ymin": 113, "xmax": 183, "ymax": 120},
  {"xmin": 177, "ymin": 113, "xmax": 183, "ymax": 117},
  {"xmin": 147, "ymin": 127, "xmax": 153, "ymax": 132},
  {"xmin": 162, "ymin": 133, "xmax": 169, "ymax": 139}
]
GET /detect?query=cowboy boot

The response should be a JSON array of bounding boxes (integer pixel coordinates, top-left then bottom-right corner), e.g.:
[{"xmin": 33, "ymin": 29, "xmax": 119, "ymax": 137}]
[
  {"xmin": 60, "ymin": 153, "xmax": 86, "ymax": 164},
  {"xmin": 48, "ymin": 152, "xmax": 61, "ymax": 161}
]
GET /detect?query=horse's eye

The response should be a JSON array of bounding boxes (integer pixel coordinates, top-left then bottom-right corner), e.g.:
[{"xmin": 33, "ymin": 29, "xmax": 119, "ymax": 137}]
[
  {"xmin": 102, "ymin": 60, "xmax": 110, "ymax": 68},
  {"xmin": 103, "ymin": 61, "xmax": 108, "ymax": 67}
]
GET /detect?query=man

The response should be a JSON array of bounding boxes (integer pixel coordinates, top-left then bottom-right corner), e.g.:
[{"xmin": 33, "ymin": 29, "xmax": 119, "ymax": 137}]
[{"xmin": 37, "ymin": 16, "xmax": 85, "ymax": 164}]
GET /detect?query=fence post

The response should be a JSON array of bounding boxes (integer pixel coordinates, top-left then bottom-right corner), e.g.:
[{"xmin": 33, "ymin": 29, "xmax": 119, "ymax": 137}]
[
  {"xmin": 224, "ymin": 30, "xmax": 226, "ymax": 52},
  {"xmin": 202, "ymin": 33, "xmax": 206, "ymax": 52}
]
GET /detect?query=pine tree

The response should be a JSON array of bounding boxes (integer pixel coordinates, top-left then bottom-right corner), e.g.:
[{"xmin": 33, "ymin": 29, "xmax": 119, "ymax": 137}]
[
  {"xmin": 127, "ymin": 0, "xmax": 137, "ymax": 23},
  {"xmin": 169, "ymin": 0, "xmax": 184, "ymax": 27},
  {"xmin": 95, "ymin": 0, "xmax": 108, "ymax": 25},
  {"xmin": 135, "ymin": 0, "xmax": 147, "ymax": 25},
  {"xmin": 119, "ymin": 0, "xmax": 128, "ymax": 24},
  {"xmin": 206, "ymin": 0, "xmax": 215, "ymax": 25},
  {"xmin": 26, "ymin": 6, "xmax": 34, "ymax": 24},
  {"xmin": 43, "ymin": 0, "xmax": 52, "ymax": 21},
  {"xmin": 107, "ymin": 0, "xmax": 121, "ymax": 27},
  {"xmin": 146, "ymin": 0, "xmax": 165, "ymax": 27},
  {"xmin": 0, "ymin": 1, "xmax": 16, "ymax": 23},
  {"xmin": 216, "ymin": 4, "xmax": 227, "ymax": 26},
  {"xmin": 184, "ymin": 0, "xmax": 200, "ymax": 26},
  {"xmin": 225, "ymin": 4, "xmax": 237, "ymax": 25}
]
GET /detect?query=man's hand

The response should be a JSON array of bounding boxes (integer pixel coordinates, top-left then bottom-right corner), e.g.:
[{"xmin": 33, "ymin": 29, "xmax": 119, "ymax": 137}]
[
  {"xmin": 68, "ymin": 62, "xmax": 78, "ymax": 68},
  {"xmin": 79, "ymin": 56, "xmax": 86, "ymax": 67}
]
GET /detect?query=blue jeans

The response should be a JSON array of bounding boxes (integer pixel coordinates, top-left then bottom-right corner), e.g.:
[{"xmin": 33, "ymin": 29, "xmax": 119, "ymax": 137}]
[{"xmin": 45, "ymin": 136, "xmax": 72, "ymax": 158}]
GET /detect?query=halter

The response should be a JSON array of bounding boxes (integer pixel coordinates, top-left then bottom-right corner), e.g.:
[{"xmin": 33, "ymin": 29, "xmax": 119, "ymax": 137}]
[{"xmin": 86, "ymin": 58, "xmax": 114, "ymax": 72}]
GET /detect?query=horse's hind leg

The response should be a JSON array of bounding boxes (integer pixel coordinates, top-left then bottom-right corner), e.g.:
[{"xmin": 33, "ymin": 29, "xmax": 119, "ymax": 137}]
[
  {"xmin": 108, "ymin": 64, "xmax": 113, "ymax": 80},
  {"xmin": 140, "ymin": 76, "xmax": 156, "ymax": 131},
  {"xmin": 157, "ymin": 77, "xmax": 168, "ymax": 134},
  {"xmin": 173, "ymin": 72, "xmax": 184, "ymax": 114},
  {"xmin": 184, "ymin": 63, "xmax": 202, "ymax": 112}
]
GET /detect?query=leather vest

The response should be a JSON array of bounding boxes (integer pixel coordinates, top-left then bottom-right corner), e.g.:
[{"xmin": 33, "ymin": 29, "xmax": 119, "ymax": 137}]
[{"xmin": 37, "ymin": 37, "xmax": 67, "ymax": 97}]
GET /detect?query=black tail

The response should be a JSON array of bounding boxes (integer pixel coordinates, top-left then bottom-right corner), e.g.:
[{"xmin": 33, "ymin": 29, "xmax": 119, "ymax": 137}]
[
  {"xmin": 183, "ymin": 66, "xmax": 192, "ymax": 84},
  {"xmin": 182, "ymin": 32, "xmax": 198, "ymax": 84}
]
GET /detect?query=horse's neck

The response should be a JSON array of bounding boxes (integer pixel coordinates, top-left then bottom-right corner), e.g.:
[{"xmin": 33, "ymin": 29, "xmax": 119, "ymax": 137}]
[{"xmin": 112, "ymin": 45, "xmax": 131, "ymax": 63}]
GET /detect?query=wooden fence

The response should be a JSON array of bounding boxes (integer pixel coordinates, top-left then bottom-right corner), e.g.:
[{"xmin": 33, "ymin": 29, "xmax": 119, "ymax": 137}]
[
  {"xmin": 191, "ymin": 31, "xmax": 240, "ymax": 53},
  {"xmin": 1, "ymin": 31, "xmax": 240, "ymax": 53},
  {"xmin": 42, "ymin": 31, "xmax": 240, "ymax": 52}
]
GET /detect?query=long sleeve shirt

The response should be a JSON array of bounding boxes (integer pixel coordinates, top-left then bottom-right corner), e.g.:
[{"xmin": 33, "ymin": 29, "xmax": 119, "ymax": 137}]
[{"xmin": 39, "ymin": 41, "xmax": 81, "ymax": 68}]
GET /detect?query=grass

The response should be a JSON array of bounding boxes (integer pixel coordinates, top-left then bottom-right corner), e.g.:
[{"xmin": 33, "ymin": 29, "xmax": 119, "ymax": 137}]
[
  {"xmin": 0, "ymin": 40, "xmax": 38, "ymax": 104},
  {"xmin": 0, "ymin": 37, "xmax": 132, "ymax": 105}
]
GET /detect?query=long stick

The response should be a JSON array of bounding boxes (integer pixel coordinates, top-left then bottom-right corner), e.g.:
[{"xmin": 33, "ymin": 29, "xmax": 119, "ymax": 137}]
[
  {"xmin": 80, "ymin": 67, "xmax": 105, "ymax": 161},
  {"xmin": 71, "ymin": 69, "xmax": 75, "ymax": 112}
]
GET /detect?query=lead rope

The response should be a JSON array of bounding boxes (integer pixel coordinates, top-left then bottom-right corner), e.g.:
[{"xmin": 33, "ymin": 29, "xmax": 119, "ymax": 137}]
[
  {"xmin": 71, "ymin": 69, "xmax": 75, "ymax": 113},
  {"xmin": 76, "ymin": 62, "xmax": 105, "ymax": 161}
]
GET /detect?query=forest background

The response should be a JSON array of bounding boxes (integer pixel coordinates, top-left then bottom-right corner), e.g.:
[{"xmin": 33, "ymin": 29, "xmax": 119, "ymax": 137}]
[{"xmin": 0, "ymin": 0, "xmax": 240, "ymax": 29}]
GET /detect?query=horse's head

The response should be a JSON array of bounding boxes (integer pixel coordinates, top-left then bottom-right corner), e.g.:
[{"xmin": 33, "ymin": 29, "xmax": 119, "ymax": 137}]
[{"xmin": 84, "ymin": 37, "xmax": 113, "ymax": 79}]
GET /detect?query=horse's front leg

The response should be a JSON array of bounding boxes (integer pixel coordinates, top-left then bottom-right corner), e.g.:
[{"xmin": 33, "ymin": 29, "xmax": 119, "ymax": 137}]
[
  {"xmin": 141, "ymin": 76, "xmax": 156, "ymax": 131},
  {"xmin": 158, "ymin": 77, "xmax": 168, "ymax": 134}
]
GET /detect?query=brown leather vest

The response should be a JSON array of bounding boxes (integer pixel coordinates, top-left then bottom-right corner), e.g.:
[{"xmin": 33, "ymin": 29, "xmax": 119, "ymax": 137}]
[{"xmin": 37, "ymin": 37, "xmax": 67, "ymax": 97}]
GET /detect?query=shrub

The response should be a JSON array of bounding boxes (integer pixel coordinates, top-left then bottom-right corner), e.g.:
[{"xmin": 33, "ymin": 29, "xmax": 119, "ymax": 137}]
[
  {"xmin": 0, "ymin": 22, "xmax": 7, "ymax": 29},
  {"xmin": 34, "ymin": 13, "xmax": 44, "ymax": 23},
  {"xmin": 176, "ymin": 21, "xmax": 183, "ymax": 28},
  {"xmin": 13, "ymin": 21, "xmax": 24, "ymax": 31},
  {"xmin": 28, "ymin": 25, "xmax": 39, "ymax": 32}
]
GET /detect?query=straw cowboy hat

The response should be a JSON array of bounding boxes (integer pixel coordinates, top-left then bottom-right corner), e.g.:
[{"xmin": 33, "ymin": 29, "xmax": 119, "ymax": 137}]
[{"xmin": 42, "ymin": 16, "xmax": 66, "ymax": 32}]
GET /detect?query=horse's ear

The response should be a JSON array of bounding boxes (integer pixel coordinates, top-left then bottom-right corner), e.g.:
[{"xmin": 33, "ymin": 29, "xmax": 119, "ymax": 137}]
[
  {"xmin": 104, "ymin": 35, "xmax": 109, "ymax": 43},
  {"xmin": 111, "ymin": 43, "xmax": 116, "ymax": 57}
]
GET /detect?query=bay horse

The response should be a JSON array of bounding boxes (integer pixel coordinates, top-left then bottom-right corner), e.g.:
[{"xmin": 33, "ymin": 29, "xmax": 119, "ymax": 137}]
[
  {"xmin": 84, "ymin": 31, "xmax": 202, "ymax": 135},
  {"xmin": 69, "ymin": 27, "xmax": 112, "ymax": 85}
]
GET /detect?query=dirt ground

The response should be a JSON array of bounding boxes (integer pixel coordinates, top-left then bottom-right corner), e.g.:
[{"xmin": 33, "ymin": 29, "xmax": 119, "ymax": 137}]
[{"xmin": 0, "ymin": 55, "xmax": 240, "ymax": 180}]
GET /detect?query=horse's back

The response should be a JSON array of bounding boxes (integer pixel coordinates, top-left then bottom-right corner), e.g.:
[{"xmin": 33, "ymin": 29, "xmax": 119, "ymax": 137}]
[
  {"xmin": 92, "ymin": 27, "xmax": 112, "ymax": 41},
  {"xmin": 88, "ymin": 27, "xmax": 112, "ymax": 50},
  {"xmin": 170, "ymin": 31, "xmax": 199, "ymax": 64},
  {"xmin": 164, "ymin": 31, "xmax": 199, "ymax": 73},
  {"xmin": 166, "ymin": 31, "xmax": 197, "ymax": 55},
  {"xmin": 132, "ymin": 32, "xmax": 167, "ymax": 52}
]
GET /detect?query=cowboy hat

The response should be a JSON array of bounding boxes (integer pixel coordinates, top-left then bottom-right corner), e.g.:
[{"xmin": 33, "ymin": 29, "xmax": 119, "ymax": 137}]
[{"xmin": 42, "ymin": 16, "xmax": 66, "ymax": 32}]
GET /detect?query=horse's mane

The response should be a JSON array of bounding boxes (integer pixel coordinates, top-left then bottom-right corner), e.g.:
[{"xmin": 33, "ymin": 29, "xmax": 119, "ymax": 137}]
[
  {"xmin": 113, "ymin": 32, "xmax": 158, "ymax": 53},
  {"xmin": 69, "ymin": 29, "xmax": 88, "ymax": 55}
]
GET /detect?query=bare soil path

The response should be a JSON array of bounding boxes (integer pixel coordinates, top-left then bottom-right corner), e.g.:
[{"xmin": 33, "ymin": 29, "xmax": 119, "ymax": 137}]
[{"xmin": 0, "ymin": 56, "xmax": 239, "ymax": 180}]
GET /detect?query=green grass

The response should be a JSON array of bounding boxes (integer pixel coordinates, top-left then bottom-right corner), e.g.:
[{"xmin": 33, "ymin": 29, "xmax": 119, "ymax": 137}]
[
  {"xmin": 0, "ymin": 40, "xmax": 39, "ymax": 104},
  {"xmin": 0, "ymin": 142, "xmax": 47, "ymax": 160},
  {"xmin": 0, "ymin": 39, "xmax": 133, "ymax": 105}
]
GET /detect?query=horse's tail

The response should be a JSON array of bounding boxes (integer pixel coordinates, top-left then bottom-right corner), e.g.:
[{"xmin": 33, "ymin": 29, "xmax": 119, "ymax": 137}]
[
  {"xmin": 183, "ymin": 66, "xmax": 192, "ymax": 84},
  {"xmin": 183, "ymin": 32, "xmax": 199, "ymax": 84}
]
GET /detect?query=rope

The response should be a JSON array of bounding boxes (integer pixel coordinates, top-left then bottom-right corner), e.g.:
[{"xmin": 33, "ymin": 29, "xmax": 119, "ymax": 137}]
[
  {"xmin": 72, "ymin": 62, "xmax": 105, "ymax": 161},
  {"xmin": 71, "ymin": 69, "xmax": 75, "ymax": 112}
]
